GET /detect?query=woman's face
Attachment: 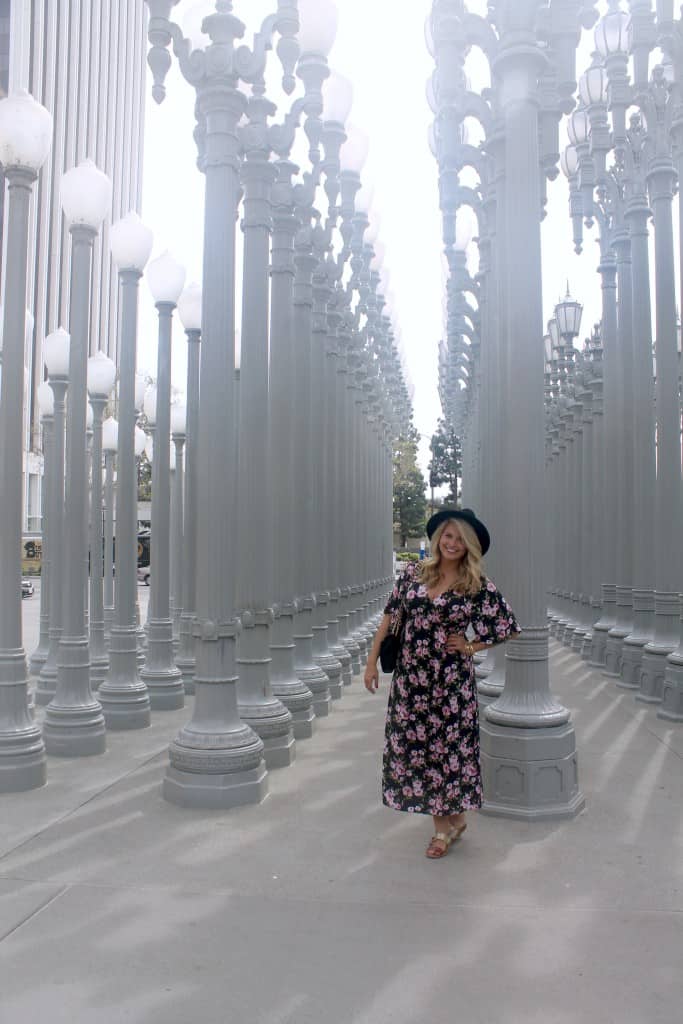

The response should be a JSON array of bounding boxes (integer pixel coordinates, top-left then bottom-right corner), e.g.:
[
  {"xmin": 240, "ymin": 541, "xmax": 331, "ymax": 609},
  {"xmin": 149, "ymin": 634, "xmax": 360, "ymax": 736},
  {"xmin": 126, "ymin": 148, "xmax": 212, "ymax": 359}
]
[{"xmin": 438, "ymin": 521, "xmax": 466, "ymax": 564}]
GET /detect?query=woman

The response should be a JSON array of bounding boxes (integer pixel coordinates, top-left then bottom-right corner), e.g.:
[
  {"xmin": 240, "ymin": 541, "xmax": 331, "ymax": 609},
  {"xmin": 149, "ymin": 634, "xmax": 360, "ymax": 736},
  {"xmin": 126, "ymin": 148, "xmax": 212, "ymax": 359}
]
[{"xmin": 364, "ymin": 508, "xmax": 519, "ymax": 860}]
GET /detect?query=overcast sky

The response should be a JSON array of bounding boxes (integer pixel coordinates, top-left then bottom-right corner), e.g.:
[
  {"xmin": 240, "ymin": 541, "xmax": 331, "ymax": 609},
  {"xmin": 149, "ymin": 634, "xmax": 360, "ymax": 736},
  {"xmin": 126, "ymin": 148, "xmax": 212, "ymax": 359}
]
[{"xmin": 139, "ymin": 0, "xmax": 647, "ymax": 475}]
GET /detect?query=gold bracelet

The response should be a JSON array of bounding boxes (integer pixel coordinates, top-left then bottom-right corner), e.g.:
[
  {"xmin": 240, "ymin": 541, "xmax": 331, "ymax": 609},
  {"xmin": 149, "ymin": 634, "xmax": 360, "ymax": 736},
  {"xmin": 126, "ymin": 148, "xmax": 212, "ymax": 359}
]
[{"xmin": 465, "ymin": 642, "xmax": 474, "ymax": 657}]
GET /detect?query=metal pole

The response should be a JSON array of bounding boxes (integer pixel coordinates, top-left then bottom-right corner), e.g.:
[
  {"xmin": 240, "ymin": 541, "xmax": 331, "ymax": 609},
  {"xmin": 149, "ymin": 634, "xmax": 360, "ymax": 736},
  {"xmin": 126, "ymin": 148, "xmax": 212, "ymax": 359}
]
[
  {"xmin": 175, "ymin": 327, "xmax": 201, "ymax": 695},
  {"xmin": 480, "ymin": 17, "xmax": 584, "ymax": 819},
  {"xmin": 156, "ymin": 5, "xmax": 268, "ymax": 807},
  {"xmin": 36, "ymin": 376, "xmax": 67, "ymax": 704},
  {"xmin": 44, "ymin": 225, "xmax": 106, "ymax": 757},
  {"xmin": 29, "ymin": 413, "xmax": 52, "ymax": 676},
  {"xmin": 88, "ymin": 395, "xmax": 109, "ymax": 688},
  {"xmin": 100, "ymin": 268, "xmax": 151, "ymax": 728},
  {"xmin": 235, "ymin": 115, "xmax": 294, "ymax": 767},
  {"xmin": 0, "ymin": 166, "xmax": 47, "ymax": 790},
  {"xmin": 269, "ymin": 161, "xmax": 316, "ymax": 737},
  {"xmin": 140, "ymin": 300, "xmax": 184, "ymax": 709}
]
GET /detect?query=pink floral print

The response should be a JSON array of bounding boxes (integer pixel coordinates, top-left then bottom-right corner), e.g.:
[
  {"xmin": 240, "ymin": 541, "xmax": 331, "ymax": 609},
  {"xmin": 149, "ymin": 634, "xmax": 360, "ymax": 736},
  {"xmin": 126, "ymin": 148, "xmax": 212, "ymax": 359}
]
[{"xmin": 381, "ymin": 562, "xmax": 520, "ymax": 816}]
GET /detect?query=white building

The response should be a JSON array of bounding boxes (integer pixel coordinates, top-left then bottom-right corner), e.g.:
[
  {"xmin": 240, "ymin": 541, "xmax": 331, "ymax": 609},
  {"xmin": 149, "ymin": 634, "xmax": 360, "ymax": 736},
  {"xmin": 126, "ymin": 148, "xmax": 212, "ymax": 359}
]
[{"xmin": 0, "ymin": 0, "xmax": 146, "ymax": 542}]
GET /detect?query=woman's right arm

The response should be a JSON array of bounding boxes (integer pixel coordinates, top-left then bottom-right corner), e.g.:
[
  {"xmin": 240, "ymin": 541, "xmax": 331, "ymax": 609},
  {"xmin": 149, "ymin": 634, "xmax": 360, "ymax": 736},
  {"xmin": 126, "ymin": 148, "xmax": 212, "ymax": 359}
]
[{"xmin": 363, "ymin": 614, "xmax": 392, "ymax": 693}]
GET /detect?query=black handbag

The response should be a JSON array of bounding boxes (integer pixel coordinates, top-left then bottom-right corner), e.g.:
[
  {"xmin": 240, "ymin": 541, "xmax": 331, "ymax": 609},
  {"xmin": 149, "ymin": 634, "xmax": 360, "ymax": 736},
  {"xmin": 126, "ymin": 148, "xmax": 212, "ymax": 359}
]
[{"xmin": 379, "ymin": 601, "xmax": 406, "ymax": 673}]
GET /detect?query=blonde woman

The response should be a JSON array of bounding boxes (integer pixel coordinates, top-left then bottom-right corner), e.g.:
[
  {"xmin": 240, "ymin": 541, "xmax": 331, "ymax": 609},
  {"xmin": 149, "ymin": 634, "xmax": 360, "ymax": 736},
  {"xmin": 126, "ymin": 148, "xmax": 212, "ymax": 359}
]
[{"xmin": 364, "ymin": 509, "xmax": 520, "ymax": 860}]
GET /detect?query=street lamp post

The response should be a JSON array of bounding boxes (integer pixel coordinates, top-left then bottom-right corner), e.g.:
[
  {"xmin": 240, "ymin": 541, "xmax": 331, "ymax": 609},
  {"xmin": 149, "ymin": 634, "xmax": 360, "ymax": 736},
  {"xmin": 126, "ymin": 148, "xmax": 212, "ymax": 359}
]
[
  {"xmin": 102, "ymin": 418, "xmax": 118, "ymax": 642},
  {"xmin": 0, "ymin": 90, "xmax": 52, "ymax": 790},
  {"xmin": 175, "ymin": 283, "xmax": 201, "ymax": 694},
  {"xmin": 86, "ymin": 352, "xmax": 117, "ymax": 689},
  {"xmin": 146, "ymin": 0, "xmax": 290, "ymax": 807},
  {"xmin": 99, "ymin": 211, "xmax": 155, "ymax": 730},
  {"xmin": 30, "ymin": 382, "xmax": 55, "ymax": 677},
  {"xmin": 477, "ymin": 5, "xmax": 584, "ymax": 819},
  {"xmin": 43, "ymin": 159, "xmax": 111, "ymax": 757},
  {"xmin": 36, "ymin": 330, "xmax": 70, "ymax": 705},
  {"xmin": 269, "ymin": 160, "xmax": 317, "ymax": 737},
  {"xmin": 170, "ymin": 401, "xmax": 186, "ymax": 648},
  {"xmin": 140, "ymin": 250, "xmax": 186, "ymax": 710},
  {"xmin": 235, "ymin": 86, "xmax": 295, "ymax": 766}
]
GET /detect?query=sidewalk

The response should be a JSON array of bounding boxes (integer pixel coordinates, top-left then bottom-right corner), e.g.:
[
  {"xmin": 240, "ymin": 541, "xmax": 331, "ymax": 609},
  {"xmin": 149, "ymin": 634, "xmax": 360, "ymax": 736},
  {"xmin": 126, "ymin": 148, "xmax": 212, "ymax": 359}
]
[{"xmin": 1, "ymin": 608, "xmax": 682, "ymax": 1023}]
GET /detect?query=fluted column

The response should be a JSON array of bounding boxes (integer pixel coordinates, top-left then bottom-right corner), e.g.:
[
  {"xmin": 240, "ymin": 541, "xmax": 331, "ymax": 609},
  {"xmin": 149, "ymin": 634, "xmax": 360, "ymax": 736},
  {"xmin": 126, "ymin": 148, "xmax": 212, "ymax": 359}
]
[
  {"xmin": 589, "ymin": 253, "xmax": 618, "ymax": 666},
  {"xmin": 175, "ymin": 324, "xmax": 200, "ymax": 694},
  {"xmin": 291, "ymin": 226, "xmax": 332, "ymax": 713},
  {"xmin": 0, "ymin": 164, "xmax": 47, "ymax": 790},
  {"xmin": 639, "ymin": 157, "xmax": 681, "ymax": 698},
  {"xmin": 100, "ymin": 266, "xmax": 151, "ymax": 729},
  {"xmin": 36, "ymin": 375, "xmax": 67, "ymax": 705},
  {"xmin": 44, "ymin": 224, "xmax": 106, "ymax": 758},
  {"xmin": 29, "ymin": 412, "xmax": 52, "ymax": 676},
  {"xmin": 140, "ymin": 298, "xmax": 184, "ymax": 710},
  {"xmin": 604, "ymin": 230, "xmax": 635, "ymax": 677},
  {"xmin": 269, "ymin": 161, "xmax": 316, "ymax": 737},
  {"xmin": 235, "ymin": 117, "xmax": 294, "ymax": 768},
  {"xmin": 88, "ymin": 395, "xmax": 109, "ymax": 688},
  {"xmin": 480, "ymin": 21, "xmax": 584, "ymax": 819},
  {"xmin": 155, "ymin": 8, "xmax": 268, "ymax": 807},
  {"xmin": 622, "ymin": 193, "xmax": 656, "ymax": 686}
]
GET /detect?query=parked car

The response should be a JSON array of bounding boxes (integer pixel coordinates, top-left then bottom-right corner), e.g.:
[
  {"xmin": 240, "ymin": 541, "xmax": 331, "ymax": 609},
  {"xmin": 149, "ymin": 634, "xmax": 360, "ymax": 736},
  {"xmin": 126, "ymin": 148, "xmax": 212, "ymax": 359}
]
[
  {"xmin": 137, "ymin": 566, "xmax": 151, "ymax": 586},
  {"xmin": 21, "ymin": 579, "xmax": 35, "ymax": 598}
]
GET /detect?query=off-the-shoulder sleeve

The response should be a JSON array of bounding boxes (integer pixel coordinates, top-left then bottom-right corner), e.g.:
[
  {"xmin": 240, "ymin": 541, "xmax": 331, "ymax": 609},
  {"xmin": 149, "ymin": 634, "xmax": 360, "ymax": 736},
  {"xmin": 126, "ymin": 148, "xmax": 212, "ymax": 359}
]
[
  {"xmin": 471, "ymin": 579, "xmax": 520, "ymax": 644},
  {"xmin": 384, "ymin": 562, "xmax": 419, "ymax": 616}
]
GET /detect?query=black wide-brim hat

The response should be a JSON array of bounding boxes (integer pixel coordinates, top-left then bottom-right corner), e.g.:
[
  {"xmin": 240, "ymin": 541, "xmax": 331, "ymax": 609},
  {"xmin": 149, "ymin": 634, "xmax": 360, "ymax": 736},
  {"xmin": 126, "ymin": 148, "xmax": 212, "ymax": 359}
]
[{"xmin": 426, "ymin": 508, "xmax": 490, "ymax": 555}]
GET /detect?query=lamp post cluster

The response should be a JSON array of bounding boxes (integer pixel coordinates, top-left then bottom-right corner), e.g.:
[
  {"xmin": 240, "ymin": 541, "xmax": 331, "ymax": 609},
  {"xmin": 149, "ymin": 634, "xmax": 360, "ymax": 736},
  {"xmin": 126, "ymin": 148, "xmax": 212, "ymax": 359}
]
[
  {"xmin": 0, "ymin": 2, "xmax": 413, "ymax": 799},
  {"xmin": 427, "ymin": 0, "xmax": 683, "ymax": 825},
  {"xmin": 144, "ymin": 0, "xmax": 411, "ymax": 808},
  {"xmin": 553, "ymin": 0, "xmax": 683, "ymax": 722},
  {"xmin": 426, "ymin": 0, "xmax": 600, "ymax": 819}
]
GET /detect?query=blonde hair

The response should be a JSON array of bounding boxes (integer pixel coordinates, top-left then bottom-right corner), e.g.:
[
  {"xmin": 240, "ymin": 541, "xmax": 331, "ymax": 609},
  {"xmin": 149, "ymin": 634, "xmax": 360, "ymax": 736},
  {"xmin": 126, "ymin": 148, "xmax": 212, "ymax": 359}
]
[{"xmin": 420, "ymin": 517, "xmax": 484, "ymax": 595}]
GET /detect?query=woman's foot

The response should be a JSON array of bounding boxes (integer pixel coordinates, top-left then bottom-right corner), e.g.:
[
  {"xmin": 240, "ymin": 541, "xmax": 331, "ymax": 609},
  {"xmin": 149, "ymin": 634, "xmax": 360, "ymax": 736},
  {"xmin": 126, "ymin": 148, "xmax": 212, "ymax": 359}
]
[
  {"xmin": 425, "ymin": 831, "xmax": 454, "ymax": 859},
  {"xmin": 447, "ymin": 812, "xmax": 467, "ymax": 842}
]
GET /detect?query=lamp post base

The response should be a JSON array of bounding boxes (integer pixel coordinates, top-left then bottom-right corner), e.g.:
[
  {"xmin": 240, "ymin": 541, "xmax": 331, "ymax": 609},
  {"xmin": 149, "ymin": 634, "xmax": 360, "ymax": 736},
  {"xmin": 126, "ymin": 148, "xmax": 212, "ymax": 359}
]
[
  {"xmin": 659, "ymin": 651, "xmax": 683, "ymax": 720},
  {"xmin": 480, "ymin": 721, "xmax": 584, "ymax": 820},
  {"xmin": 163, "ymin": 761, "xmax": 268, "ymax": 809},
  {"xmin": 43, "ymin": 702, "xmax": 106, "ymax": 756},
  {"xmin": 0, "ymin": 657, "xmax": 47, "ymax": 792},
  {"xmin": 163, "ymin": 719, "xmax": 268, "ymax": 809}
]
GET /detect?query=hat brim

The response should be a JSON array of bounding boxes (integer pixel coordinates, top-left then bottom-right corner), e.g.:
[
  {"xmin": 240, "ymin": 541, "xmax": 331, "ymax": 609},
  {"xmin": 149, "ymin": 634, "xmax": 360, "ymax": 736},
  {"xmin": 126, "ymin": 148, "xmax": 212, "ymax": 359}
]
[{"xmin": 425, "ymin": 509, "xmax": 490, "ymax": 555}]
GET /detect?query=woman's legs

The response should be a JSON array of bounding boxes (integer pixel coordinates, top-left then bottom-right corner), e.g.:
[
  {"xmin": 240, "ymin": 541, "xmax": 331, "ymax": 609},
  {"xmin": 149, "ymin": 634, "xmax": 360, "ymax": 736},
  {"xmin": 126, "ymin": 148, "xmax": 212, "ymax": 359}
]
[{"xmin": 425, "ymin": 812, "xmax": 467, "ymax": 859}]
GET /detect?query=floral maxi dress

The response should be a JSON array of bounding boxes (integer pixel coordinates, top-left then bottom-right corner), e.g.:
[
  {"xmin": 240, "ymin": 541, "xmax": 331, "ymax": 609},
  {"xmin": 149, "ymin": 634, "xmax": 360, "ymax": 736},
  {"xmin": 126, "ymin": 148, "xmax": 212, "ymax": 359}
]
[{"xmin": 382, "ymin": 562, "xmax": 520, "ymax": 817}]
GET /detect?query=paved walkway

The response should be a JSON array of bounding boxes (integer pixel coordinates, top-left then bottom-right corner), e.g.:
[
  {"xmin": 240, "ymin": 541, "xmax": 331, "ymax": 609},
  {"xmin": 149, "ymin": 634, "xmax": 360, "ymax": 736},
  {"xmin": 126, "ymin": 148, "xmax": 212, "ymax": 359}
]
[{"xmin": 2, "ymin": 593, "xmax": 682, "ymax": 1023}]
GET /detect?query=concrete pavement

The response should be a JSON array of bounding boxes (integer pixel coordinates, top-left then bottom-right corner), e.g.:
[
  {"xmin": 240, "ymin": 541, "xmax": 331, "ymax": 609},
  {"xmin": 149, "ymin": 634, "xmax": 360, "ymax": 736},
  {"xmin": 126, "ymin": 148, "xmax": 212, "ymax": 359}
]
[{"xmin": 1, "ymin": 587, "xmax": 681, "ymax": 1023}]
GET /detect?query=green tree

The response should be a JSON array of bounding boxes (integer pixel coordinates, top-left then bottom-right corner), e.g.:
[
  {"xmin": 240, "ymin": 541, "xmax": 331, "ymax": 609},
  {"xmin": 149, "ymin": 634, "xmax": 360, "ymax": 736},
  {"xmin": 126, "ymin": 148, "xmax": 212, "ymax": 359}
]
[
  {"xmin": 137, "ymin": 452, "xmax": 152, "ymax": 502},
  {"xmin": 393, "ymin": 427, "xmax": 427, "ymax": 547},
  {"xmin": 428, "ymin": 418, "xmax": 462, "ymax": 505}
]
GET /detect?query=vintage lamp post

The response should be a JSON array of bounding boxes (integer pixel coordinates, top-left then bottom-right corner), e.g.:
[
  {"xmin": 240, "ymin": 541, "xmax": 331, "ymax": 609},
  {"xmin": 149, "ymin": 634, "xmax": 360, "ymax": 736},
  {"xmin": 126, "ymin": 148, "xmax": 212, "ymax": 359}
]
[
  {"xmin": 99, "ymin": 212, "xmax": 155, "ymax": 727},
  {"xmin": 175, "ymin": 282, "xmax": 202, "ymax": 693},
  {"xmin": 140, "ymin": 251, "xmax": 186, "ymax": 710},
  {"xmin": 0, "ymin": 90, "xmax": 52, "ymax": 790},
  {"xmin": 43, "ymin": 158, "xmax": 112, "ymax": 757},
  {"xmin": 30, "ymin": 381, "xmax": 55, "ymax": 678},
  {"xmin": 86, "ymin": 351, "xmax": 117, "ymax": 688},
  {"xmin": 36, "ymin": 329, "xmax": 70, "ymax": 705}
]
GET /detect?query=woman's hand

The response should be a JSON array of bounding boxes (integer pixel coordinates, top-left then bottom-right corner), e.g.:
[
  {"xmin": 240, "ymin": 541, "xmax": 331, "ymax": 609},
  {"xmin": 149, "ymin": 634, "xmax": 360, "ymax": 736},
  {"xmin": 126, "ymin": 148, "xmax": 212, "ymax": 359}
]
[
  {"xmin": 446, "ymin": 633, "xmax": 473, "ymax": 656},
  {"xmin": 364, "ymin": 662, "xmax": 379, "ymax": 693}
]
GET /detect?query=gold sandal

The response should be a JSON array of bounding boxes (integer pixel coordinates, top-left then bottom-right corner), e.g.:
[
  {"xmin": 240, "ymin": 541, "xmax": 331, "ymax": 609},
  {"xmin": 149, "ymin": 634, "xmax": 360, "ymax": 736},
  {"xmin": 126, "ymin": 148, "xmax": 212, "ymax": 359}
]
[
  {"xmin": 425, "ymin": 830, "xmax": 454, "ymax": 859},
  {"xmin": 425, "ymin": 823, "xmax": 467, "ymax": 859}
]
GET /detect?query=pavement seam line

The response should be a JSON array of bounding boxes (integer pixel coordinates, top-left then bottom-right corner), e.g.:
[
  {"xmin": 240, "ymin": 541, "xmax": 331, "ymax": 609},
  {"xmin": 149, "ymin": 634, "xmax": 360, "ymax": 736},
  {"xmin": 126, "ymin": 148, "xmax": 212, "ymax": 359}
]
[
  {"xmin": 0, "ymin": 884, "xmax": 69, "ymax": 945},
  {"xmin": 0, "ymin": 748, "xmax": 168, "ymax": 864}
]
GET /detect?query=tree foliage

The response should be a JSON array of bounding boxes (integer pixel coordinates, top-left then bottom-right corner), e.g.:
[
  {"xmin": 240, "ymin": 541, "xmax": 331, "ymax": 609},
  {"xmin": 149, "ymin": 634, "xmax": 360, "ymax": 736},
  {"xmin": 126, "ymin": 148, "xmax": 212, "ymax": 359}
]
[
  {"xmin": 393, "ymin": 426, "xmax": 427, "ymax": 547},
  {"xmin": 428, "ymin": 418, "xmax": 462, "ymax": 505}
]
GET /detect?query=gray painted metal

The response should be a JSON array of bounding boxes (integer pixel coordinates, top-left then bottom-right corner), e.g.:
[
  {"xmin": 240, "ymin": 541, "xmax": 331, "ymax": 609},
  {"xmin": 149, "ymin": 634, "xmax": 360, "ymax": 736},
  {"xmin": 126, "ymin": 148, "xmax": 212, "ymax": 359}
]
[
  {"xmin": 140, "ymin": 302, "xmax": 185, "ymax": 710},
  {"xmin": 43, "ymin": 226, "xmax": 106, "ymax": 757},
  {"xmin": 99, "ymin": 269, "xmax": 151, "ymax": 730},
  {"xmin": 0, "ymin": 167, "xmax": 47, "ymax": 791}
]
